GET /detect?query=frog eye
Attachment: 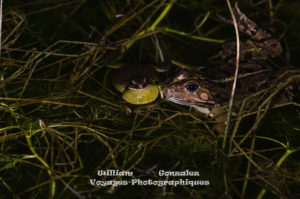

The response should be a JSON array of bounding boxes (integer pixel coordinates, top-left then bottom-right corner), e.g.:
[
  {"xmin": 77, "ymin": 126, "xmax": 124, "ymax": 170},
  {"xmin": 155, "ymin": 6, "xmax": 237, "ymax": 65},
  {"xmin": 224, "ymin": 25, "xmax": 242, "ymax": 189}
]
[
  {"xmin": 186, "ymin": 82, "xmax": 198, "ymax": 92},
  {"xmin": 128, "ymin": 80, "xmax": 136, "ymax": 87}
]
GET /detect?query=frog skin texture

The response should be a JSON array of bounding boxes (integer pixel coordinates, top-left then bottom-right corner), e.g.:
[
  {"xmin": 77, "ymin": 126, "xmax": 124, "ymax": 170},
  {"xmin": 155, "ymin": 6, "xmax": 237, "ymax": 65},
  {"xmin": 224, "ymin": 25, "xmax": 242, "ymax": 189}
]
[{"xmin": 163, "ymin": 4, "xmax": 300, "ymax": 124}]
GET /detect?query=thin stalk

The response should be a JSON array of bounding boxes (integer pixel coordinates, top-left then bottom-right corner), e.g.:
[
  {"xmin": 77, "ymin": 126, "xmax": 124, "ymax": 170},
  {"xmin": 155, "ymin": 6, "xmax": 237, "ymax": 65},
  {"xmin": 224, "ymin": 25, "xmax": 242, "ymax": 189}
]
[
  {"xmin": 196, "ymin": 12, "xmax": 211, "ymax": 30},
  {"xmin": 268, "ymin": 0, "xmax": 274, "ymax": 25},
  {"xmin": 223, "ymin": 1, "xmax": 240, "ymax": 149},
  {"xmin": 0, "ymin": 0, "xmax": 3, "ymax": 54},
  {"xmin": 123, "ymin": 0, "xmax": 176, "ymax": 51},
  {"xmin": 222, "ymin": 1, "xmax": 241, "ymax": 198},
  {"xmin": 24, "ymin": 127, "xmax": 56, "ymax": 199},
  {"xmin": 256, "ymin": 149, "xmax": 295, "ymax": 199},
  {"xmin": 149, "ymin": 0, "xmax": 176, "ymax": 31},
  {"xmin": 163, "ymin": 27, "xmax": 225, "ymax": 43}
]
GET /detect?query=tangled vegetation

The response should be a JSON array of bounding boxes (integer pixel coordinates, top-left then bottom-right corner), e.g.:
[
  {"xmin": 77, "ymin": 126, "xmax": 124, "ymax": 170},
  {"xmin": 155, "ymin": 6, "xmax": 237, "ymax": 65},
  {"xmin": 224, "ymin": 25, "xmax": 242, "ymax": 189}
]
[{"xmin": 0, "ymin": 0, "xmax": 300, "ymax": 198}]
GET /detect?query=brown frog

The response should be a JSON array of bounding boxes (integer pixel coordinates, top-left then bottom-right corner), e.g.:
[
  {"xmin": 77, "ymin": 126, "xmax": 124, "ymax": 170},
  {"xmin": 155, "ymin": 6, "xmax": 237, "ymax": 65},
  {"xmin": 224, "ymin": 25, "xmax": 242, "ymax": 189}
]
[
  {"xmin": 218, "ymin": 4, "xmax": 282, "ymax": 65},
  {"xmin": 163, "ymin": 5, "xmax": 300, "ymax": 131},
  {"xmin": 164, "ymin": 68, "xmax": 299, "ymax": 115},
  {"xmin": 163, "ymin": 68, "xmax": 217, "ymax": 116}
]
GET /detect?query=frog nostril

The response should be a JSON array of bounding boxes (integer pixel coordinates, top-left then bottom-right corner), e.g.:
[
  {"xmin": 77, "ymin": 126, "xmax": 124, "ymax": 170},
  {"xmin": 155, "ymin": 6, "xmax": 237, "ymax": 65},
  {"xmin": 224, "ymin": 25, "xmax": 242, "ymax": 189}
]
[{"xmin": 175, "ymin": 68, "xmax": 183, "ymax": 74}]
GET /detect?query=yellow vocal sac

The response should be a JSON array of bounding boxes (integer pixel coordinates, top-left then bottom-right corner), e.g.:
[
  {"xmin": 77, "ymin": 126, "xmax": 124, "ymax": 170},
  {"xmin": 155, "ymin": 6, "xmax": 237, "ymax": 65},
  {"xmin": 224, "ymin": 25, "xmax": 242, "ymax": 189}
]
[{"xmin": 122, "ymin": 84, "xmax": 159, "ymax": 105}]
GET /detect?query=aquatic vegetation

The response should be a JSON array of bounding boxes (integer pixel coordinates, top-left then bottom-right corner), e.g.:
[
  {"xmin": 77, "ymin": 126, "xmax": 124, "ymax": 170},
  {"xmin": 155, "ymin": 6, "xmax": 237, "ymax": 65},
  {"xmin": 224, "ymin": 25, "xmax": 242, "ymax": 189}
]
[{"xmin": 0, "ymin": 0, "xmax": 300, "ymax": 198}]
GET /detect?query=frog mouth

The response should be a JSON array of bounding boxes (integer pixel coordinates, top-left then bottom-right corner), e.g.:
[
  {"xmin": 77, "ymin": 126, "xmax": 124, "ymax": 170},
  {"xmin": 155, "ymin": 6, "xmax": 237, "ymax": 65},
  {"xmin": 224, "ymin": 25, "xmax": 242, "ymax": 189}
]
[
  {"xmin": 126, "ymin": 84, "xmax": 151, "ymax": 92},
  {"xmin": 166, "ymin": 96, "xmax": 216, "ymax": 108}
]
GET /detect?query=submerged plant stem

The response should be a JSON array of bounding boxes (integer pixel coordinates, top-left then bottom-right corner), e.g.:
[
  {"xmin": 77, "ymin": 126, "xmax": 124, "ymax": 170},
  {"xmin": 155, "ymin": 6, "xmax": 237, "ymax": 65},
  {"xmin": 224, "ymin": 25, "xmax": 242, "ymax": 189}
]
[{"xmin": 24, "ymin": 127, "xmax": 56, "ymax": 199}]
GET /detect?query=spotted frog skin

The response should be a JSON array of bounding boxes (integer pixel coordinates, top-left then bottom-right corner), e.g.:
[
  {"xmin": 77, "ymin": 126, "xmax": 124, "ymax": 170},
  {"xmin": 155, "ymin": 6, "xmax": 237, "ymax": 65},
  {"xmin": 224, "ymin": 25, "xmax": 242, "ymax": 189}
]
[
  {"xmin": 164, "ymin": 68, "xmax": 300, "ymax": 116},
  {"xmin": 218, "ymin": 4, "xmax": 282, "ymax": 65},
  {"xmin": 164, "ymin": 69, "xmax": 217, "ymax": 115},
  {"xmin": 163, "ymin": 5, "xmax": 299, "ymax": 117}
]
